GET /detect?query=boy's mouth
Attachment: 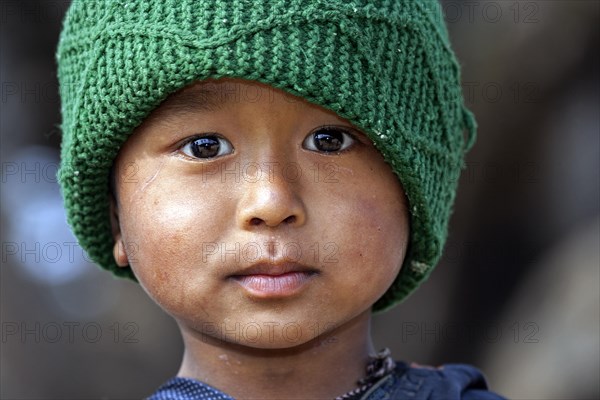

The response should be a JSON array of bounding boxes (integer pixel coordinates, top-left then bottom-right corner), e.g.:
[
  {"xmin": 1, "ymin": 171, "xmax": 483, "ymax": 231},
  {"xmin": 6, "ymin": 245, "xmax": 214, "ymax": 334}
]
[{"xmin": 228, "ymin": 262, "xmax": 319, "ymax": 298}]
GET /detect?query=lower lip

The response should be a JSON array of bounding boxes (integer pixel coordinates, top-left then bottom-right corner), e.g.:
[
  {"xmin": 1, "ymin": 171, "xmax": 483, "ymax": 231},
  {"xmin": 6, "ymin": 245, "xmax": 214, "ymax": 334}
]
[{"xmin": 231, "ymin": 272, "xmax": 316, "ymax": 298}]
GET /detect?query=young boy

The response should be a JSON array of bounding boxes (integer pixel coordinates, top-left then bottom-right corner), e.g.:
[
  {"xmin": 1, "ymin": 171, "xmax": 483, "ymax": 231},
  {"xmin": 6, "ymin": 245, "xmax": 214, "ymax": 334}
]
[{"xmin": 56, "ymin": 1, "xmax": 504, "ymax": 399}]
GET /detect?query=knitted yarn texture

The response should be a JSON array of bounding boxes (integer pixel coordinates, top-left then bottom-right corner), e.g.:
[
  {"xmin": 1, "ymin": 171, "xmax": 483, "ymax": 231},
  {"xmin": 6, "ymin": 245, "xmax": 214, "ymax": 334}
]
[{"xmin": 56, "ymin": 0, "xmax": 476, "ymax": 312}]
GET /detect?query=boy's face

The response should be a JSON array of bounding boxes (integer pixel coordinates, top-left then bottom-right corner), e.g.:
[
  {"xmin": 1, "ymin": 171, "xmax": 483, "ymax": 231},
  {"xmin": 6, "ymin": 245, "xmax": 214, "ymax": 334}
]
[{"xmin": 111, "ymin": 79, "xmax": 409, "ymax": 348}]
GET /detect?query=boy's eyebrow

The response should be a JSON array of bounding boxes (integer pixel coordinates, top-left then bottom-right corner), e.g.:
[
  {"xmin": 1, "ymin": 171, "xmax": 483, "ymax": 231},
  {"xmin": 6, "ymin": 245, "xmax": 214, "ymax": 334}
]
[{"xmin": 151, "ymin": 86, "xmax": 227, "ymax": 120}]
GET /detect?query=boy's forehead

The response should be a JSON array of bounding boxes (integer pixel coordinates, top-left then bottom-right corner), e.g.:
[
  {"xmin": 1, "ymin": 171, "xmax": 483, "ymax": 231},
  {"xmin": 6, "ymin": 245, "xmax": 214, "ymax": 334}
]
[
  {"xmin": 156, "ymin": 81, "xmax": 232, "ymax": 116},
  {"xmin": 161, "ymin": 79, "xmax": 296, "ymax": 112},
  {"xmin": 153, "ymin": 79, "xmax": 305, "ymax": 120}
]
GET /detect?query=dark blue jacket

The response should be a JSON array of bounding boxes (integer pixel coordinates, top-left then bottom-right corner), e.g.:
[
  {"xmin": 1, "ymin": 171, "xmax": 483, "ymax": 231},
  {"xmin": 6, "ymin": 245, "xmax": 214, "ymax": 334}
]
[{"xmin": 148, "ymin": 362, "xmax": 506, "ymax": 399}]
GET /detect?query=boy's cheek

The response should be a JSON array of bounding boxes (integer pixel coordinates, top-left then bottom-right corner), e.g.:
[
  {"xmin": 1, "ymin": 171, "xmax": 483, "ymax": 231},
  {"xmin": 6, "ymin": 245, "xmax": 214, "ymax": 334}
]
[
  {"xmin": 309, "ymin": 197, "xmax": 406, "ymax": 307},
  {"xmin": 117, "ymin": 173, "xmax": 229, "ymax": 272},
  {"xmin": 326, "ymin": 191, "xmax": 408, "ymax": 254}
]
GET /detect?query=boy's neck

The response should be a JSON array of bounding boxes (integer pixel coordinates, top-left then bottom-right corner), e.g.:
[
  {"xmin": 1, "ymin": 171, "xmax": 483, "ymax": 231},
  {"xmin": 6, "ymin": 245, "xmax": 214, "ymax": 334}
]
[{"xmin": 177, "ymin": 310, "xmax": 375, "ymax": 399}]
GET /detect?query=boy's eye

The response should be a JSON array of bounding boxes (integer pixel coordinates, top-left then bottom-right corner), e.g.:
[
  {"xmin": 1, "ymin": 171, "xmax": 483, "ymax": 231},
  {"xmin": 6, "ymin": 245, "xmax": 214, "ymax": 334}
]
[
  {"xmin": 303, "ymin": 126, "xmax": 355, "ymax": 153},
  {"xmin": 180, "ymin": 135, "xmax": 233, "ymax": 159}
]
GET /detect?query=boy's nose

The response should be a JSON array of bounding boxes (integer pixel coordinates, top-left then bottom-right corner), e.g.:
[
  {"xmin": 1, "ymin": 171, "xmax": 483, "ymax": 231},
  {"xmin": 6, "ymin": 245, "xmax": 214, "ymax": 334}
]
[{"xmin": 236, "ymin": 166, "xmax": 306, "ymax": 229}]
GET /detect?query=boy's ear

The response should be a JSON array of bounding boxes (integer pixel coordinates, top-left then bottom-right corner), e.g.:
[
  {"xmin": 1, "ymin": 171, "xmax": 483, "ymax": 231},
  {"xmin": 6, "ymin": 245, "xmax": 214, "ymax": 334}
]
[{"xmin": 109, "ymin": 195, "xmax": 129, "ymax": 267}]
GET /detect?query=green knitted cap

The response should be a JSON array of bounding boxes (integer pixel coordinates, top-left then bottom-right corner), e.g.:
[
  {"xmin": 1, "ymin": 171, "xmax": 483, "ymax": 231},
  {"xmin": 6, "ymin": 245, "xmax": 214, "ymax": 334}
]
[{"xmin": 56, "ymin": 0, "xmax": 476, "ymax": 312}]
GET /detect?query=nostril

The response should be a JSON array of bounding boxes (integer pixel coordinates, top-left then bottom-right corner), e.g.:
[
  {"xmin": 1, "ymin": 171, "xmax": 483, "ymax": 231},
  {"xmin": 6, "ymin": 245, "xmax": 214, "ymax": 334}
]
[
  {"xmin": 249, "ymin": 218, "xmax": 263, "ymax": 226},
  {"xmin": 246, "ymin": 216, "xmax": 297, "ymax": 227}
]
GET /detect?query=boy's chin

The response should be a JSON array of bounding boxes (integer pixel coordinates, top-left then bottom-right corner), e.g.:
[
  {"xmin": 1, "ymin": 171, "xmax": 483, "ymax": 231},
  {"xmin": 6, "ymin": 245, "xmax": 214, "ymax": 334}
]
[
  {"xmin": 197, "ymin": 329, "xmax": 337, "ymax": 351},
  {"xmin": 176, "ymin": 315, "xmax": 348, "ymax": 351}
]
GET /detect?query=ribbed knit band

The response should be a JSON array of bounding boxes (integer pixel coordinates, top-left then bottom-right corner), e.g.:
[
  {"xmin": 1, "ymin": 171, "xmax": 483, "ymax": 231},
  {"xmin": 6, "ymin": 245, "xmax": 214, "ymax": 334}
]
[{"xmin": 56, "ymin": 0, "xmax": 476, "ymax": 312}]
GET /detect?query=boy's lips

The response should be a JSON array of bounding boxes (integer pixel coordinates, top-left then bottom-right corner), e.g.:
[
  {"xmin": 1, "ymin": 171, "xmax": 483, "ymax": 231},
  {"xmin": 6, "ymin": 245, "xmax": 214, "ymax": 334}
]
[{"xmin": 228, "ymin": 261, "xmax": 319, "ymax": 298}]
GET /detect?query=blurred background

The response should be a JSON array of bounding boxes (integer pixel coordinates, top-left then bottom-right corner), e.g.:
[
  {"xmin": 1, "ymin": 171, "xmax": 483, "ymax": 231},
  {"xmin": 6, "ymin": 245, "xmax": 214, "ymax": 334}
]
[{"xmin": 1, "ymin": 0, "xmax": 598, "ymax": 399}]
